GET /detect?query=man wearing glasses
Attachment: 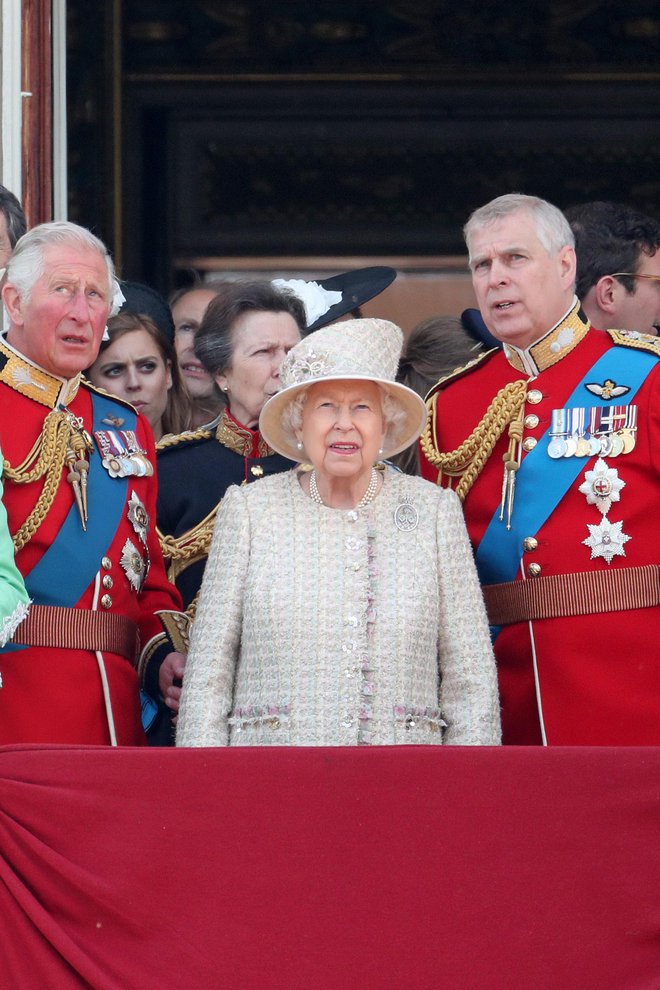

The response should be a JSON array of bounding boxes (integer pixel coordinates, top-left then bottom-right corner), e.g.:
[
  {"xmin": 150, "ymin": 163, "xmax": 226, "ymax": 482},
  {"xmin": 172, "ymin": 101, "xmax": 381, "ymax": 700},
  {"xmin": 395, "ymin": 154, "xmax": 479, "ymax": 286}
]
[{"xmin": 566, "ymin": 200, "xmax": 660, "ymax": 336}]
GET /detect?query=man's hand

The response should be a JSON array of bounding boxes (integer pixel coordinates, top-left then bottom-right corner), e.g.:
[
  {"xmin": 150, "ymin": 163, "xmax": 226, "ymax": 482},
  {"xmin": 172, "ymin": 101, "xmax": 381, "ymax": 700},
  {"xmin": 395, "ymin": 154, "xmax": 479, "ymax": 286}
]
[{"xmin": 158, "ymin": 651, "xmax": 187, "ymax": 715}]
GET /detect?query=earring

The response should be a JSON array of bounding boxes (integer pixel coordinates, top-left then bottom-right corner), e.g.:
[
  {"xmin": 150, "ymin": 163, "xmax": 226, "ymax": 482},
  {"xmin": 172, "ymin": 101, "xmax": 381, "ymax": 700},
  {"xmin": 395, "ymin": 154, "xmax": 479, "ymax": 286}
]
[
  {"xmin": 223, "ymin": 386, "xmax": 229, "ymax": 393},
  {"xmin": 378, "ymin": 447, "xmax": 384, "ymax": 456},
  {"xmin": 296, "ymin": 441, "xmax": 304, "ymax": 451}
]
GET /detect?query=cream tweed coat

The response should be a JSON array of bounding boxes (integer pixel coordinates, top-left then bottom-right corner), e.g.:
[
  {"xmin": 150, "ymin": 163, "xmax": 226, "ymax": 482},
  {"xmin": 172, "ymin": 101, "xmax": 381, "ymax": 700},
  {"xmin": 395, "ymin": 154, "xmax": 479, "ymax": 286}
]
[{"xmin": 176, "ymin": 470, "xmax": 501, "ymax": 747}]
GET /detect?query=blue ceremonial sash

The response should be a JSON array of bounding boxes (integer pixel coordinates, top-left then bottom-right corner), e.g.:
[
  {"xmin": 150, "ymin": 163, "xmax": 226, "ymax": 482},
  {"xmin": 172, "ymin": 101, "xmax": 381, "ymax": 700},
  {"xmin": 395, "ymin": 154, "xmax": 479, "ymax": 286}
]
[
  {"xmin": 3, "ymin": 393, "xmax": 136, "ymax": 653},
  {"xmin": 475, "ymin": 346, "xmax": 656, "ymax": 592}
]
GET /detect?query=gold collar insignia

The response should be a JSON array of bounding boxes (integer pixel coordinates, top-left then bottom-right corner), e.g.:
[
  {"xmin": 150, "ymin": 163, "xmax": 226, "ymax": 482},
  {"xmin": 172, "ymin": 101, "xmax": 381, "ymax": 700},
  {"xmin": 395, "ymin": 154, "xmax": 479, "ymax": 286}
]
[
  {"xmin": 0, "ymin": 335, "xmax": 82, "ymax": 408},
  {"xmin": 215, "ymin": 407, "xmax": 274, "ymax": 458},
  {"xmin": 504, "ymin": 299, "xmax": 590, "ymax": 376}
]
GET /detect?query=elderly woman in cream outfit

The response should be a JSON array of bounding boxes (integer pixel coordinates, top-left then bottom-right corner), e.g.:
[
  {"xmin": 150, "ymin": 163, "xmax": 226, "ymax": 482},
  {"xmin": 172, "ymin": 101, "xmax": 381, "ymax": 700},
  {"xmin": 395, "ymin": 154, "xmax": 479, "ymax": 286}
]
[{"xmin": 176, "ymin": 318, "xmax": 500, "ymax": 747}]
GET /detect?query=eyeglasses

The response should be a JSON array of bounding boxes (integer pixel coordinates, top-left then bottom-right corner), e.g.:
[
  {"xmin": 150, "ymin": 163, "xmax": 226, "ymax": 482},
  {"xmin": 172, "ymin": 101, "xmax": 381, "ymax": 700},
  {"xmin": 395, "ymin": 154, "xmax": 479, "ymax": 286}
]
[{"xmin": 611, "ymin": 272, "xmax": 660, "ymax": 284}]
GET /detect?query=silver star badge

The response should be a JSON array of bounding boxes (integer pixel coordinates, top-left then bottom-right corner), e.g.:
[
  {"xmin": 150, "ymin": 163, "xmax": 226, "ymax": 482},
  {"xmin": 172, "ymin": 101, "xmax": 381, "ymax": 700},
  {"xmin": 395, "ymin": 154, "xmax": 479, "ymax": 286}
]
[
  {"xmin": 120, "ymin": 538, "xmax": 148, "ymax": 591},
  {"xmin": 127, "ymin": 490, "xmax": 149, "ymax": 545},
  {"xmin": 578, "ymin": 457, "xmax": 625, "ymax": 515},
  {"xmin": 582, "ymin": 517, "xmax": 631, "ymax": 564}
]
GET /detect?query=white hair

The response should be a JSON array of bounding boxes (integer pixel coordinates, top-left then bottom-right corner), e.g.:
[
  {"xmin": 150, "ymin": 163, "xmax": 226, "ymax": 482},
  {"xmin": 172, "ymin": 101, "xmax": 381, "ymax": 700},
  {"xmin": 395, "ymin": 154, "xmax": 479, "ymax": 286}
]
[
  {"xmin": 282, "ymin": 382, "xmax": 407, "ymax": 454},
  {"xmin": 464, "ymin": 193, "xmax": 575, "ymax": 259},
  {"xmin": 6, "ymin": 220, "xmax": 116, "ymax": 304}
]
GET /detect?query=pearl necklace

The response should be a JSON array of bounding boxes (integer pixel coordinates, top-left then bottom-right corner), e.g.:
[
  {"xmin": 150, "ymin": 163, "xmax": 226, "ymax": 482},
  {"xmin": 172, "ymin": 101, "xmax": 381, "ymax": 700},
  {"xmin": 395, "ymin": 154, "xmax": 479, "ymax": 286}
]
[{"xmin": 309, "ymin": 468, "xmax": 379, "ymax": 509}]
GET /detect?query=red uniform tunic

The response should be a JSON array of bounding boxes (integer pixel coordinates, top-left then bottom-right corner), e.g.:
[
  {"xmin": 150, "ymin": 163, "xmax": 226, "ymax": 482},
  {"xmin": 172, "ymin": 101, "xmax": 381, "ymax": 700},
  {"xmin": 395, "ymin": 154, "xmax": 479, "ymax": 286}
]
[
  {"xmin": 420, "ymin": 304, "xmax": 660, "ymax": 745},
  {"xmin": 0, "ymin": 340, "xmax": 183, "ymax": 745}
]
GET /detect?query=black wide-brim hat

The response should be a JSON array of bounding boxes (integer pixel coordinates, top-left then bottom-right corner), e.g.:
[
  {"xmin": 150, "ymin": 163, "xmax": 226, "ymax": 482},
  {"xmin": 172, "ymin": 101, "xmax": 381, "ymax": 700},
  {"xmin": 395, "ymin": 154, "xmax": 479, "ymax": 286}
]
[
  {"xmin": 118, "ymin": 280, "xmax": 176, "ymax": 343},
  {"xmin": 275, "ymin": 266, "xmax": 397, "ymax": 333}
]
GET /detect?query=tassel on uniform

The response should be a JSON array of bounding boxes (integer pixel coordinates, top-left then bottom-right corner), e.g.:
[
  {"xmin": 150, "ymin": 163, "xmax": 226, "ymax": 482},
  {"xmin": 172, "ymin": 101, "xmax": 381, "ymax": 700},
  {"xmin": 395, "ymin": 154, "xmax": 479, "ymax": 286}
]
[
  {"xmin": 500, "ymin": 409, "xmax": 524, "ymax": 529},
  {"xmin": 66, "ymin": 447, "xmax": 87, "ymax": 531}
]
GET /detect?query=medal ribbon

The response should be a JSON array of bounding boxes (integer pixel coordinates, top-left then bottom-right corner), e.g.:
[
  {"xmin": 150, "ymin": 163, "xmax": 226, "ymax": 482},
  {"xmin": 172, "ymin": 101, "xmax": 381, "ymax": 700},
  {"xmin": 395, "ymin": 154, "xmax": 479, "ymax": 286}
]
[{"xmin": 94, "ymin": 428, "xmax": 141, "ymax": 458}]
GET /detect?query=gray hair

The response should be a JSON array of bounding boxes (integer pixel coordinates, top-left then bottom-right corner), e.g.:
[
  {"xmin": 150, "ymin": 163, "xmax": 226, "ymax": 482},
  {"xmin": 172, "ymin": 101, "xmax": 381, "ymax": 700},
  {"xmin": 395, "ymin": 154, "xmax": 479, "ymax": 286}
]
[
  {"xmin": 6, "ymin": 220, "xmax": 116, "ymax": 303},
  {"xmin": 464, "ymin": 193, "xmax": 575, "ymax": 259},
  {"xmin": 281, "ymin": 383, "xmax": 407, "ymax": 455}
]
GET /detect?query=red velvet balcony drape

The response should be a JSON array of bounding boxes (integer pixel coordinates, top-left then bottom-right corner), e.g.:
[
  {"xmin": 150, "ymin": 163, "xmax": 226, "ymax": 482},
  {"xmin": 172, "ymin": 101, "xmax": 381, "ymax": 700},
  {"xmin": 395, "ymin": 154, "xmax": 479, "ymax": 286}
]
[{"xmin": 1, "ymin": 745, "xmax": 658, "ymax": 989}]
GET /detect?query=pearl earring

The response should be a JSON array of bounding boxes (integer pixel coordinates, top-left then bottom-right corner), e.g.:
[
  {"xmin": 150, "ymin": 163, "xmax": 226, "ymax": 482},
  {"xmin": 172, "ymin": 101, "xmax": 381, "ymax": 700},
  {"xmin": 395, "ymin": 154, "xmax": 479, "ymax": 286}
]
[
  {"xmin": 378, "ymin": 447, "xmax": 384, "ymax": 456},
  {"xmin": 296, "ymin": 441, "xmax": 304, "ymax": 451}
]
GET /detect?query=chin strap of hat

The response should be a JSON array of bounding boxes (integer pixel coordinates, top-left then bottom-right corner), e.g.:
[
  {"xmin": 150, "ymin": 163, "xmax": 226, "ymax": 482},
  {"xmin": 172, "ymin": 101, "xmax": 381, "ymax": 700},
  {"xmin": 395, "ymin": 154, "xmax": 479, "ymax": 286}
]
[{"xmin": 420, "ymin": 379, "xmax": 527, "ymax": 502}]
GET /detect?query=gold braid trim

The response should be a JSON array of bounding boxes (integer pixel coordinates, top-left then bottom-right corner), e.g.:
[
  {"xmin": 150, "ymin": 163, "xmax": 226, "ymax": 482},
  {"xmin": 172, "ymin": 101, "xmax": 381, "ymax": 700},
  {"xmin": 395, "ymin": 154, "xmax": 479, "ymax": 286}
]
[
  {"xmin": 185, "ymin": 588, "xmax": 202, "ymax": 621},
  {"xmin": 156, "ymin": 425, "xmax": 213, "ymax": 452},
  {"xmin": 420, "ymin": 379, "xmax": 528, "ymax": 501},
  {"xmin": 157, "ymin": 524, "xmax": 210, "ymax": 619},
  {"xmin": 3, "ymin": 408, "xmax": 81, "ymax": 551},
  {"xmin": 157, "ymin": 506, "xmax": 217, "ymax": 586}
]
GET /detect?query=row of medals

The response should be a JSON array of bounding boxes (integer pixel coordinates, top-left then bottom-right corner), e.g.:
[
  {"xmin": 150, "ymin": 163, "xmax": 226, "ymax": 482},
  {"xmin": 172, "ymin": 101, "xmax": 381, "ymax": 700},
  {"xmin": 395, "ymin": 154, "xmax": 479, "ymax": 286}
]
[
  {"xmin": 93, "ymin": 428, "xmax": 153, "ymax": 478},
  {"xmin": 547, "ymin": 405, "xmax": 637, "ymax": 459}
]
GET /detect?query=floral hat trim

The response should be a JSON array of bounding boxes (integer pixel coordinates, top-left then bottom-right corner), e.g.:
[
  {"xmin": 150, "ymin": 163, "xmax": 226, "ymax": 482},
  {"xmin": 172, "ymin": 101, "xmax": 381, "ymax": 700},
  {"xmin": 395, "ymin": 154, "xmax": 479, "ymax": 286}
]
[{"xmin": 281, "ymin": 350, "xmax": 333, "ymax": 387}]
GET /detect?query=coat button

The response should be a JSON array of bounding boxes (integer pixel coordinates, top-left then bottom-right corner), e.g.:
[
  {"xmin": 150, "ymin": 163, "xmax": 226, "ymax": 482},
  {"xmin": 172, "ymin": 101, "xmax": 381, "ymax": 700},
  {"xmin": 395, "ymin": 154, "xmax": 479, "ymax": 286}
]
[
  {"xmin": 527, "ymin": 563, "xmax": 542, "ymax": 577},
  {"xmin": 523, "ymin": 536, "xmax": 538, "ymax": 552},
  {"xmin": 101, "ymin": 594, "xmax": 113, "ymax": 609},
  {"xmin": 102, "ymin": 556, "xmax": 112, "ymax": 570},
  {"xmin": 524, "ymin": 414, "xmax": 539, "ymax": 429},
  {"xmin": 522, "ymin": 437, "xmax": 537, "ymax": 452},
  {"xmin": 102, "ymin": 575, "xmax": 114, "ymax": 589},
  {"xmin": 527, "ymin": 389, "xmax": 543, "ymax": 405}
]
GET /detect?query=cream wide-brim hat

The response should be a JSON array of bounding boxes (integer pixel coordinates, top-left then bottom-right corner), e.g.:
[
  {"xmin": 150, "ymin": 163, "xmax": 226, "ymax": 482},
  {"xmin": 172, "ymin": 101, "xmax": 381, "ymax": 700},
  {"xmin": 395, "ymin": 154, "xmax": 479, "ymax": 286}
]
[{"xmin": 259, "ymin": 318, "xmax": 428, "ymax": 461}]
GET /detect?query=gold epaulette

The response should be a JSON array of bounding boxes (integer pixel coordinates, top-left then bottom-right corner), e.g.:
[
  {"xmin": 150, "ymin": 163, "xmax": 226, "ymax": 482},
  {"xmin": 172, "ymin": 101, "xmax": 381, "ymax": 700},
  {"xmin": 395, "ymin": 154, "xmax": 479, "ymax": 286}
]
[
  {"xmin": 423, "ymin": 347, "xmax": 500, "ymax": 402},
  {"xmin": 156, "ymin": 425, "xmax": 214, "ymax": 452},
  {"xmin": 606, "ymin": 328, "xmax": 660, "ymax": 356},
  {"xmin": 420, "ymin": 373, "xmax": 528, "ymax": 501}
]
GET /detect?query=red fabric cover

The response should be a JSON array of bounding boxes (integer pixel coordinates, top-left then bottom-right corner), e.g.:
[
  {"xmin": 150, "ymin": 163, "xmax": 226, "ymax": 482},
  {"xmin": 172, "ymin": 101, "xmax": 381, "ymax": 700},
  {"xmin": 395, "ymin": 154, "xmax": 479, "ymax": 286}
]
[{"xmin": 1, "ymin": 745, "xmax": 658, "ymax": 990}]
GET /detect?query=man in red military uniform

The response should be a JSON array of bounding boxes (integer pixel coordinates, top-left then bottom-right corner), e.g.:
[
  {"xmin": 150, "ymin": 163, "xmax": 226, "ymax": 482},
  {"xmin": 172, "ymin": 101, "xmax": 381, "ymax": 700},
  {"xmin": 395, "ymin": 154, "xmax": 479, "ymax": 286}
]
[
  {"xmin": 0, "ymin": 221, "xmax": 185, "ymax": 745},
  {"xmin": 420, "ymin": 194, "xmax": 660, "ymax": 745}
]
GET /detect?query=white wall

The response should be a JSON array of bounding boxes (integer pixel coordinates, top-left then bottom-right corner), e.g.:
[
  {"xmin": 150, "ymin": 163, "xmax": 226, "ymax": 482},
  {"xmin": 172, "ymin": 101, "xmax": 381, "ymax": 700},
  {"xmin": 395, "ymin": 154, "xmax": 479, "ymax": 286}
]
[
  {"xmin": 1, "ymin": 0, "xmax": 23, "ymax": 195},
  {"xmin": 52, "ymin": 0, "xmax": 67, "ymax": 218}
]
